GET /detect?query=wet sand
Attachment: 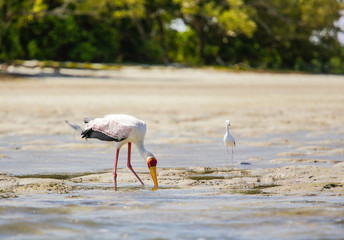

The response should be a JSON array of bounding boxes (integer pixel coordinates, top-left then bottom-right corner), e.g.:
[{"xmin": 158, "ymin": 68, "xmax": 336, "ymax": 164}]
[
  {"xmin": 1, "ymin": 164, "xmax": 343, "ymax": 198},
  {"xmin": 1, "ymin": 66, "xmax": 344, "ymax": 197}
]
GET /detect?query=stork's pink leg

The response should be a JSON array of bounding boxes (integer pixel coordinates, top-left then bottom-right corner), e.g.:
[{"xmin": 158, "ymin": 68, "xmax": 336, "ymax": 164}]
[
  {"xmin": 113, "ymin": 149, "xmax": 120, "ymax": 191},
  {"xmin": 127, "ymin": 142, "xmax": 144, "ymax": 185}
]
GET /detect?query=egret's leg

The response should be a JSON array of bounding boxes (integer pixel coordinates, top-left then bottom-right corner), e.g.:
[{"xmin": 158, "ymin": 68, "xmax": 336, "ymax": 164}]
[
  {"xmin": 226, "ymin": 146, "xmax": 229, "ymax": 169},
  {"xmin": 113, "ymin": 149, "xmax": 120, "ymax": 191},
  {"xmin": 231, "ymin": 146, "xmax": 234, "ymax": 167},
  {"xmin": 127, "ymin": 142, "xmax": 144, "ymax": 185}
]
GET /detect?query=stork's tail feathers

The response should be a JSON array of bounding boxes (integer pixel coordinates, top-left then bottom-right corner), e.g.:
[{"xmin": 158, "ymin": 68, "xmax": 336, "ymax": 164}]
[{"xmin": 65, "ymin": 120, "xmax": 82, "ymax": 132}]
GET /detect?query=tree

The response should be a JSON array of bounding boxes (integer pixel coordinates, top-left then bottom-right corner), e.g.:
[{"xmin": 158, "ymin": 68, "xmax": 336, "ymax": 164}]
[
  {"xmin": 172, "ymin": 0, "xmax": 256, "ymax": 64},
  {"xmin": 245, "ymin": 0, "xmax": 342, "ymax": 71},
  {"xmin": 0, "ymin": 0, "xmax": 343, "ymax": 73},
  {"xmin": 0, "ymin": 0, "xmax": 120, "ymax": 62},
  {"xmin": 77, "ymin": 0, "xmax": 177, "ymax": 64}
]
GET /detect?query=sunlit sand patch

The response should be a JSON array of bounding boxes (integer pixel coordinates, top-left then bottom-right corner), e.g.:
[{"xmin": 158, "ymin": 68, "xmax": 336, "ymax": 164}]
[
  {"xmin": 308, "ymin": 139, "xmax": 344, "ymax": 145},
  {"xmin": 276, "ymin": 145, "xmax": 344, "ymax": 158},
  {"xmin": 291, "ymin": 148, "xmax": 344, "ymax": 157},
  {"xmin": 244, "ymin": 141, "xmax": 279, "ymax": 147},
  {"xmin": 248, "ymin": 157, "xmax": 265, "ymax": 162},
  {"xmin": 19, "ymin": 141, "xmax": 113, "ymax": 151},
  {"xmin": 14, "ymin": 178, "xmax": 75, "ymax": 194},
  {"xmin": 276, "ymin": 152, "xmax": 306, "ymax": 157},
  {"xmin": 0, "ymin": 174, "xmax": 19, "ymax": 198},
  {"xmin": 271, "ymin": 158, "xmax": 339, "ymax": 164},
  {"xmin": 335, "ymin": 162, "xmax": 344, "ymax": 167},
  {"xmin": 305, "ymin": 131, "xmax": 343, "ymax": 138},
  {"xmin": 159, "ymin": 138, "xmax": 213, "ymax": 144},
  {"xmin": 263, "ymin": 165, "xmax": 344, "ymax": 193},
  {"xmin": 70, "ymin": 172, "xmax": 113, "ymax": 184},
  {"xmin": 55, "ymin": 143, "xmax": 112, "ymax": 150},
  {"xmin": 18, "ymin": 139, "xmax": 62, "ymax": 145},
  {"xmin": 329, "ymin": 148, "xmax": 344, "ymax": 155},
  {"xmin": 297, "ymin": 146, "xmax": 333, "ymax": 151},
  {"xmin": 244, "ymin": 137, "xmax": 298, "ymax": 147}
]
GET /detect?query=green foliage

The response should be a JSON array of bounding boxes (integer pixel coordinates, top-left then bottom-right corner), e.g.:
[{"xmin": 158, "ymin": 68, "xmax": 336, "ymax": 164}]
[
  {"xmin": 172, "ymin": 0, "xmax": 256, "ymax": 63},
  {"xmin": 0, "ymin": 0, "xmax": 343, "ymax": 73},
  {"xmin": 329, "ymin": 57, "xmax": 343, "ymax": 74},
  {"xmin": 244, "ymin": 0, "xmax": 343, "ymax": 73},
  {"xmin": 167, "ymin": 27, "xmax": 200, "ymax": 65},
  {"xmin": 5, "ymin": 13, "xmax": 119, "ymax": 62}
]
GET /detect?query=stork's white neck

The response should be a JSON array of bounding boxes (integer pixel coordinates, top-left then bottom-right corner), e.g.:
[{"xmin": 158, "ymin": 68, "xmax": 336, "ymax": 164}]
[{"xmin": 136, "ymin": 140, "xmax": 155, "ymax": 161}]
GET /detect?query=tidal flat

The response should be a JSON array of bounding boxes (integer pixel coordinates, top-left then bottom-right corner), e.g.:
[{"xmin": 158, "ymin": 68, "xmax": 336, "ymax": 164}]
[{"xmin": 0, "ymin": 67, "xmax": 344, "ymax": 239}]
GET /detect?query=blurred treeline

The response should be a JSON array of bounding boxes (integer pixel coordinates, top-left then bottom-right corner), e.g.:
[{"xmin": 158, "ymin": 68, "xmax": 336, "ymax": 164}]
[{"xmin": 0, "ymin": 0, "xmax": 343, "ymax": 73}]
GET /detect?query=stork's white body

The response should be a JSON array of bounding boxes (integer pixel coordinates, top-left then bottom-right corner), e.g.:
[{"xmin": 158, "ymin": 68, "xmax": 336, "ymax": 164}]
[{"xmin": 84, "ymin": 114, "xmax": 154, "ymax": 159}]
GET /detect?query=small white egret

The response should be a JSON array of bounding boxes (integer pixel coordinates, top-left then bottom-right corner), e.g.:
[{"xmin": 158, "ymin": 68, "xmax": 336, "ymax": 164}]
[{"xmin": 223, "ymin": 120, "xmax": 236, "ymax": 167}]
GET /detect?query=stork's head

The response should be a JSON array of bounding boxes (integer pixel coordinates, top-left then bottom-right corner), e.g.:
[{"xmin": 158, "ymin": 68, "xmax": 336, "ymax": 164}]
[
  {"xmin": 225, "ymin": 120, "xmax": 231, "ymax": 127},
  {"xmin": 147, "ymin": 157, "xmax": 158, "ymax": 190}
]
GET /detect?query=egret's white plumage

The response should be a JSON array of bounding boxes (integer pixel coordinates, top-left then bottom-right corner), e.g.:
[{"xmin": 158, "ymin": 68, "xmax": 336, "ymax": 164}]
[
  {"xmin": 223, "ymin": 120, "xmax": 236, "ymax": 167},
  {"xmin": 81, "ymin": 114, "xmax": 158, "ymax": 190}
]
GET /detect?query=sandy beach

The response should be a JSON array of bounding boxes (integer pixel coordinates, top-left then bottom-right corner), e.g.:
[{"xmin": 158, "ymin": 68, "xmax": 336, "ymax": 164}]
[
  {"xmin": 0, "ymin": 66, "xmax": 343, "ymax": 197},
  {"xmin": 1, "ymin": 67, "xmax": 344, "ymax": 138}
]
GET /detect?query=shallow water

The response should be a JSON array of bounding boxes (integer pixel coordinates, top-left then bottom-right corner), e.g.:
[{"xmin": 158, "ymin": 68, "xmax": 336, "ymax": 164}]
[
  {"xmin": 1, "ymin": 129, "xmax": 343, "ymax": 175},
  {"xmin": 1, "ymin": 131, "xmax": 344, "ymax": 239},
  {"xmin": 1, "ymin": 188, "xmax": 344, "ymax": 239}
]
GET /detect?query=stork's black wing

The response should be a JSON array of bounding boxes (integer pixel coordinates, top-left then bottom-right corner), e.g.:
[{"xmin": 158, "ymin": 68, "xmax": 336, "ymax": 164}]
[{"xmin": 81, "ymin": 128, "xmax": 126, "ymax": 142}]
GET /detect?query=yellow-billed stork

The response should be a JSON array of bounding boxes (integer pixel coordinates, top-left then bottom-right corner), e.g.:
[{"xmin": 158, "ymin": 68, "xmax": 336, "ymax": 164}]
[{"xmin": 81, "ymin": 114, "xmax": 158, "ymax": 191}]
